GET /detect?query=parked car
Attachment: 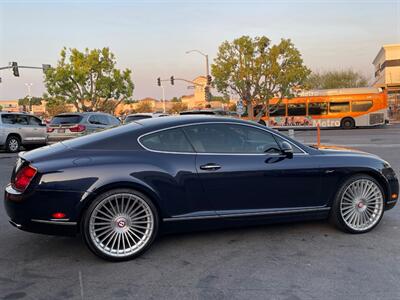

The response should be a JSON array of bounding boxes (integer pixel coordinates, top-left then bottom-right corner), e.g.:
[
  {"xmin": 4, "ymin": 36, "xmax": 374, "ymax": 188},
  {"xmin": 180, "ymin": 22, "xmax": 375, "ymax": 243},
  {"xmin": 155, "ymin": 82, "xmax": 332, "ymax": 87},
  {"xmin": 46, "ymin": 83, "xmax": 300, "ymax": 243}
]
[
  {"xmin": 180, "ymin": 109, "xmax": 229, "ymax": 116},
  {"xmin": 47, "ymin": 112, "xmax": 121, "ymax": 143},
  {"xmin": 4, "ymin": 116, "xmax": 398, "ymax": 261},
  {"xmin": 123, "ymin": 113, "xmax": 169, "ymax": 124},
  {"xmin": 0, "ymin": 112, "xmax": 47, "ymax": 153}
]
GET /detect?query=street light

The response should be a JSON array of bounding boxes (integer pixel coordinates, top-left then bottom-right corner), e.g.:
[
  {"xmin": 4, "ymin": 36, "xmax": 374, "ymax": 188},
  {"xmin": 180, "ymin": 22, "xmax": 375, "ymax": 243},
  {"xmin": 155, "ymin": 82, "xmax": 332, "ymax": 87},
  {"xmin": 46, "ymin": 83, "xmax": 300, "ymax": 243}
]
[
  {"xmin": 25, "ymin": 83, "xmax": 33, "ymax": 113},
  {"xmin": 185, "ymin": 49, "xmax": 209, "ymax": 77}
]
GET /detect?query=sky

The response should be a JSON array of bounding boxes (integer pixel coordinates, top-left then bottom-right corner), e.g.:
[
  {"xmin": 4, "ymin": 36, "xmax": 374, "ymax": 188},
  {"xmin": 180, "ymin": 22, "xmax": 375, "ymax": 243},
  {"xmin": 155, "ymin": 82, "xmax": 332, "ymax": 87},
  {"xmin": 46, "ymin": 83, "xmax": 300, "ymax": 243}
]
[{"xmin": 0, "ymin": 0, "xmax": 399, "ymax": 101}]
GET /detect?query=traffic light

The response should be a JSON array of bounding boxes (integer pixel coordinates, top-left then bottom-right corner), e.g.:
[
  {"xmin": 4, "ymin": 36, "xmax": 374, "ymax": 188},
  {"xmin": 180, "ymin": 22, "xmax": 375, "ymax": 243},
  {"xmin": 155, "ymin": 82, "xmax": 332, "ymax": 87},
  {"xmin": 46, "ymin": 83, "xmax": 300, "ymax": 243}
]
[
  {"xmin": 42, "ymin": 64, "xmax": 51, "ymax": 73},
  {"xmin": 12, "ymin": 62, "xmax": 19, "ymax": 77},
  {"xmin": 204, "ymin": 86, "xmax": 211, "ymax": 101},
  {"xmin": 157, "ymin": 77, "xmax": 161, "ymax": 86},
  {"xmin": 170, "ymin": 76, "xmax": 174, "ymax": 85},
  {"xmin": 207, "ymin": 75, "xmax": 212, "ymax": 85}
]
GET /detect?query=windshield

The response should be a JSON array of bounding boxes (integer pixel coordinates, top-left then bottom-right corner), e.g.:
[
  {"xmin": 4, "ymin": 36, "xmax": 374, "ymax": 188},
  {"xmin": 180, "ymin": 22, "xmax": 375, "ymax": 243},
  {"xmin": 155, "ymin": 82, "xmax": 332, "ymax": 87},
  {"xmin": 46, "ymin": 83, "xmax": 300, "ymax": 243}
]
[{"xmin": 50, "ymin": 115, "xmax": 83, "ymax": 125}]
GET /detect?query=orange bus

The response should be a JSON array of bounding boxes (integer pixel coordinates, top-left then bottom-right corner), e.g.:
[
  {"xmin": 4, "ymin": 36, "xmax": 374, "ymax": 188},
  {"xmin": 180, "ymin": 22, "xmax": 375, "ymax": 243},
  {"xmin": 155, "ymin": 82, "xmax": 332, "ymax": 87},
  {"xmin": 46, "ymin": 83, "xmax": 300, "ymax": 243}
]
[{"xmin": 254, "ymin": 87, "xmax": 388, "ymax": 129}]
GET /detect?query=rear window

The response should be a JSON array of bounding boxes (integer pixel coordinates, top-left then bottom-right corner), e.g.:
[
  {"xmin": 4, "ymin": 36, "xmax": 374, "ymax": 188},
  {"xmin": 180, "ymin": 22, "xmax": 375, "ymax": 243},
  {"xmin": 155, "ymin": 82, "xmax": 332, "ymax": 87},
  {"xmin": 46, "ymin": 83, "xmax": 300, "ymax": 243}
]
[
  {"xmin": 51, "ymin": 115, "xmax": 83, "ymax": 125},
  {"xmin": 180, "ymin": 111, "xmax": 216, "ymax": 115},
  {"xmin": 125, "ymin": 115, "xmax": 152, "ymax": 123},
  {"xmin": 139, "ymin": 128, "xmax": 194, "ymax": 153}
]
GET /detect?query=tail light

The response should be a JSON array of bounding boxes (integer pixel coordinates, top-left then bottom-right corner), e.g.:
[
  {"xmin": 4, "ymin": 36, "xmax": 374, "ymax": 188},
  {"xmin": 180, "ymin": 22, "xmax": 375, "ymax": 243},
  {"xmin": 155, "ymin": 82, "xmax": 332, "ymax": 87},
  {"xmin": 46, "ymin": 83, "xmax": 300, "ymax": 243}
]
[
  {"xmin": 69, "ymin": 124, "xmax": 86, "ymax": 132},
  {"xmin": 47, "ymin": 127, "xmax": 54, "ymax": 133},
  {"xmin": 13, "ymin": 165, "xmax": 37, "ymax": 192}
]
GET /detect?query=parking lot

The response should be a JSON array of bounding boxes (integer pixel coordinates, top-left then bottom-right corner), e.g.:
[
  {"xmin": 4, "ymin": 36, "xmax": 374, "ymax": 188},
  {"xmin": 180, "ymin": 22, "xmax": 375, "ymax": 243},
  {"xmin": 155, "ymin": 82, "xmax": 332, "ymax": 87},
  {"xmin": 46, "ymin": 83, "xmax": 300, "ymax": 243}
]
[{"xmin": 1, "ymin": 125, "xmax": 399, "ymax": 300}]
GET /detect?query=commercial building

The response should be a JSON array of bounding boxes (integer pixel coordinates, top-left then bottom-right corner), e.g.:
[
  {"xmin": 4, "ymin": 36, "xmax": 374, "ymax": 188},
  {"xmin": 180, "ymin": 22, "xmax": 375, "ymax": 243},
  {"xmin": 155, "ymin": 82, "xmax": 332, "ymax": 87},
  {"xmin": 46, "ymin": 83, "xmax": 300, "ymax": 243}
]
[{"xmin": 372, "ymin": 44, "xmax": 400, "ymax": 119}]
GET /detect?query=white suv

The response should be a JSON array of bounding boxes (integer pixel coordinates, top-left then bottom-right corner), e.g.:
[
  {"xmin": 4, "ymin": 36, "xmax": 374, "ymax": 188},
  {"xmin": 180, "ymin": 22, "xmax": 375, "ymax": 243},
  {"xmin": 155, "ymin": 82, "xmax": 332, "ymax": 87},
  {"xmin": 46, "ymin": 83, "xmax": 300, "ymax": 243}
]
[{"xmin": 0, "ymin": 112, "xmax": 47, "ymax": 153}]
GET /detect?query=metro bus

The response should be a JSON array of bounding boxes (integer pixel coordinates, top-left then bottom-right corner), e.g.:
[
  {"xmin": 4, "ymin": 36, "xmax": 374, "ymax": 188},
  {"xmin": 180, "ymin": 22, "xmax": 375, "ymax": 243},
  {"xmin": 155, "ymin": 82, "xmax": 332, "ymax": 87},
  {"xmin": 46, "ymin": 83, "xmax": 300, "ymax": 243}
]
[{"xmin": 253, "ymin": 87, "xmax": 388, "ymax": 129}]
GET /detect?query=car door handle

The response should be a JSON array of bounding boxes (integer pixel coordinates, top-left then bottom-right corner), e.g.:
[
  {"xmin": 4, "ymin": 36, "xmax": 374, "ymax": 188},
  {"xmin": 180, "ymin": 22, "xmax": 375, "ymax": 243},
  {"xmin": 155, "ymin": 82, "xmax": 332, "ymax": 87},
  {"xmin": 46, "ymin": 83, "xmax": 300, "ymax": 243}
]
[{"xmin": 200, "ymin": 163, "xmax": 221, "ymax": 171}]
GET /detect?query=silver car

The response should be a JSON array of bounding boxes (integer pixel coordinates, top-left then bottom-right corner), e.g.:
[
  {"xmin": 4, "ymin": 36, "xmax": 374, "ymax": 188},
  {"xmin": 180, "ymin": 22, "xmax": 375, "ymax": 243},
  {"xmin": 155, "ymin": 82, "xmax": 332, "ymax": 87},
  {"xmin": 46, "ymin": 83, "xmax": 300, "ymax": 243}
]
[
  {"xmin": 47, "ymin": 112, "xmax": 121, "ymax": 143},
  {"xmin": 0, "ymin": 112, "xmax": 47, "ymax": 153}
]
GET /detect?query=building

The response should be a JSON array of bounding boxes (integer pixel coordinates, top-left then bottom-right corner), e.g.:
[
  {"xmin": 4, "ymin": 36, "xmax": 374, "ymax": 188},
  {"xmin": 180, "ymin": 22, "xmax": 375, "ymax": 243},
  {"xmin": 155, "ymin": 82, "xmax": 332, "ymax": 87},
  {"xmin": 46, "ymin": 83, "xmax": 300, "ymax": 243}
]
[
  {"xmin": 372, "ymin": 44, "xmax": 400, "ymax": 119},
  {"xmin": 0, "ymin": 100, "xmax": 20, "ymax": 112}
]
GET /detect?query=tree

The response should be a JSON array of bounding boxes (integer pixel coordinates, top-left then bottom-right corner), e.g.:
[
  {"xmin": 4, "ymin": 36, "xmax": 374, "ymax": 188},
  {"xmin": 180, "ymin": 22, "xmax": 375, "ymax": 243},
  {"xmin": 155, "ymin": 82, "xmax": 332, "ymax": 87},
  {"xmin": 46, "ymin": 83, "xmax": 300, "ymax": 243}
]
[
  {"xmin": 45, "ymin": 98, "xmax": 71, "ymax": 117},
  {"xmin": 212, "ymin": 36, "xmax": 310, "ymax": 120},
  {"xmin": 18, "ymin": 97, "xmax": 42, "ymax": 112},
  {"xmin": 44, "ymin": 47, "xmax": 134, "ymax": 113},
  {"xmin": 135, "ymin": 101, "xmax": 152, "ymax": 113},
  {"xmin": 305, "ymin": 70, "xmax": 368, "ymax": 89},
  {"xmin": 168, "ymin": 102, "xmax": 188, "ymax": 114},
  {"xmin": 170, "ymin": 97, "xmax": 181, "ymax": 102},
  {"xmin": 0, "ymin": 105, "xmax": 3, "ymax": 111}
]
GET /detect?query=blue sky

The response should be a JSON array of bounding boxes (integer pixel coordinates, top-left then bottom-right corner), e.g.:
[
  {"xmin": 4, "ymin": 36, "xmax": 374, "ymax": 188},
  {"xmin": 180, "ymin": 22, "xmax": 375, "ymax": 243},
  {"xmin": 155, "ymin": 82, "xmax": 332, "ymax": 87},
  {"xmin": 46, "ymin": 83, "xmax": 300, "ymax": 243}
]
[{"xmin": 0, "ymin": 0, "xmax": 399, "ymax": 100}]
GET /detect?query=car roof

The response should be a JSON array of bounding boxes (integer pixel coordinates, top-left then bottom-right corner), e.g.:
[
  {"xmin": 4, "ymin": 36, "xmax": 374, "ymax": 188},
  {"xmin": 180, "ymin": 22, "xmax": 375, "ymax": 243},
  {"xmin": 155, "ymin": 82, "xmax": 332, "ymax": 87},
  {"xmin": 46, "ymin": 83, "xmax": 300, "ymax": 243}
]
[
  {"xmin": 0, "ymin": 111, "xmax": 35, "ymax": 116},
  {"xmin": 126, "ymin": 113, "xmax": 168, "ymax": 117},
  {"xmin": 54, "ymin": 112, "xmax": 113, "ymax": 116}
]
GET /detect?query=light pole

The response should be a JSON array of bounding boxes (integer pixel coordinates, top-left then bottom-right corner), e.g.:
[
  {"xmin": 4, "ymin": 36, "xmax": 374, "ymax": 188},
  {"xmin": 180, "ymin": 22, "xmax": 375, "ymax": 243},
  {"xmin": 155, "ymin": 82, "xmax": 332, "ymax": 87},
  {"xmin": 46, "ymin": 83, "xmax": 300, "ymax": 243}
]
[
  {"xmin": 186, "ymin": 49, "xmax": 209, "ymax": 76},
  {"xmin": 25, "ymin": 83, "xmax": 33, "ymax": 113},
  {"xmin": 161, "ymin": 84, "xmax": 166, "ymax": 113}
]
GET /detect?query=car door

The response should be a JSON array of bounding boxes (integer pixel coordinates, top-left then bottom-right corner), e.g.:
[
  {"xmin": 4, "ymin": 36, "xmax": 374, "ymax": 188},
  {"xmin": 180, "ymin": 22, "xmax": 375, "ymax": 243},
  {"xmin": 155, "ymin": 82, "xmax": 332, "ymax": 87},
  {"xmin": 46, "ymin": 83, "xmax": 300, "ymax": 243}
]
[
  {"xmin": 14, "ymin": 114, "xmax": 31, "ymax": 143},
  {"xmin": 27, "ymin": 116, "xmax": 46, "ymax": 144},
  {"xmin": 183, "ymin": 123, "xmax": 323, "ymax": 216}
]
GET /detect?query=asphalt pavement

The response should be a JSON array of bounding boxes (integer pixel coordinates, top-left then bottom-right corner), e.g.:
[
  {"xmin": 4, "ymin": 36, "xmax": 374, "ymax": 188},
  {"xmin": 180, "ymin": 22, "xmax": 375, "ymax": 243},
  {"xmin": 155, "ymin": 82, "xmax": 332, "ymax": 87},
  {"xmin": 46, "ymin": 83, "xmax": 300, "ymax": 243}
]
[{"xmin": 1, "ymin": 124, "xmax": 399, "ymax": 300}]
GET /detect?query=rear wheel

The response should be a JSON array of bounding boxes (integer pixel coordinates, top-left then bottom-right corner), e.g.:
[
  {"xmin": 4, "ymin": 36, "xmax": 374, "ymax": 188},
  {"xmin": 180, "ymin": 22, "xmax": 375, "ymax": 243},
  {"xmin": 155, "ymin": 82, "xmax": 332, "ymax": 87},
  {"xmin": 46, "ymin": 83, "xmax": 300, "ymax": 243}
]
[
  {"xmin": 330, "ymin": 175, "xmax": 384, "ymax": 233},
  {"xmin": 81, "ymin": 189, "xmax": 159, "ymax": 261},
  {"xmin": 341, "ymin": 117, "xmax": 355, "ymax": 129},
  {"xmin": 5, "ymin": 136, "xmax": 20, "ymax": 153}
]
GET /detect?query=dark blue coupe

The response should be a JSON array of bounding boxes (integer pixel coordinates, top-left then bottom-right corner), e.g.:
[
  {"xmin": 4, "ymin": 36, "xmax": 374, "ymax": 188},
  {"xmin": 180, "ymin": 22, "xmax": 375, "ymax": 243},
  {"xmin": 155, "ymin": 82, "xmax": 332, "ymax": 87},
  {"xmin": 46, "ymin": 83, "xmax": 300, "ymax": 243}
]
[{"xmin": 4, "ymin": 116, "xmax": 399, "ymax": 261}]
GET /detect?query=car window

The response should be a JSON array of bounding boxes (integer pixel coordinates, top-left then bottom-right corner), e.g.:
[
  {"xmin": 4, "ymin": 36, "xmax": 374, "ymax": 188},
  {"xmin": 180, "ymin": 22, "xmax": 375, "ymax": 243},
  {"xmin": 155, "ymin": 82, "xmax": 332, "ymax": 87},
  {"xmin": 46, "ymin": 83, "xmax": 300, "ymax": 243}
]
[
  {"xmin": 89, "ymin": 115, "xmax": 100, "ymax": 124},
  {"xmin": 183, "ymin": 123, "xmax": 282, "ymax": 154},
  {"xmin": 97, "ymin": 115, "xmax": 109, "ymax": 125},
  {"xmin": 51, "ymin": 115, "xmax": 83, "ymax": 125},
  {"xmin": 140, "ymin": 128, "xmax": 194, "ymax": 153},
  {"xmin": 29, "ymin": 116, "xmax": 42, "ymax": 125},
  {"xmin": 108, "ymin": 116, "xmax": 121, "ymax": 125},
  {"xmin": 1, "ymin": 114, "xmax": 17, "ymax": 124},
  {"xmin": 125, "ymin": 115, "xmax": 152, "ymax": 123},
  {"xmin": 16, "ymin": 115, "xmax": 29, "ymax": 125}
]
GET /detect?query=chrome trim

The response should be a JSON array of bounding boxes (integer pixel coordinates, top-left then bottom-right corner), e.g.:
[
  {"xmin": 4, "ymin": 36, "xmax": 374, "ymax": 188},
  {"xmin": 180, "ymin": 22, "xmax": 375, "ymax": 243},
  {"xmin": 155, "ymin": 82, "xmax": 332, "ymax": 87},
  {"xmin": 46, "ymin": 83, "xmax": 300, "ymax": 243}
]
[
  {"xmin": 137, "ymin": 121, "xmax": 308, "ymax": 155},
  {"xmin": 386, "ymin": 199, "xmax": 398, "ymax": 204},
  {"xmin": 5, "ymin": 184, "xmax": 22, "ymax": 195},
  {"xmin": 31, "ymin": 219, "xmax": 77, "ymax": 226},
  {"xmin": 163, "ymin": 206, "xmax": 330, "ymax": 222},
  {"xmin": 9, "ymin": 220, "xmax": 22, "ymax": 228}
]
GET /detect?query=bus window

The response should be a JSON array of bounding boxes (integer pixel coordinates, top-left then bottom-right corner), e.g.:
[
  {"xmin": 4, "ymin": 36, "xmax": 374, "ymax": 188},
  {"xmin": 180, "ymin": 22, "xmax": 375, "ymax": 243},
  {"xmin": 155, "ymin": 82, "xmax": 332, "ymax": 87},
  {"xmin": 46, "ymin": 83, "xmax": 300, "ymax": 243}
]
[
  {"xmin": 352, "ymin": 100, "xmax": 373, "ymax": 112},
  {"xmin": 308, "ymin": 102, "xmax": 328, "ymax": 115},
  {"xmin": 288, "ymin": 103, "xmax": 306, "ymax": 116},
  {"xmin": 270, "ymin": 104, "xmax": 286, "ymax": 117},
  {"xmin": 329, "ymin": 101, "xmax": 350, "ymax": 113}
]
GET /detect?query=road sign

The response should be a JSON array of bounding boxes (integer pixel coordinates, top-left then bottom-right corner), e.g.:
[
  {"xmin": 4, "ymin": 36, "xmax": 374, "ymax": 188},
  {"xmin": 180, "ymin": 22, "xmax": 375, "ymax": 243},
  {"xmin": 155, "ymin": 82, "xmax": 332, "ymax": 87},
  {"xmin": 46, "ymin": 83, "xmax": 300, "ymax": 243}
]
[{"xmin": 236, "ymin": 100, "xmax": 245, "ymax": 116}]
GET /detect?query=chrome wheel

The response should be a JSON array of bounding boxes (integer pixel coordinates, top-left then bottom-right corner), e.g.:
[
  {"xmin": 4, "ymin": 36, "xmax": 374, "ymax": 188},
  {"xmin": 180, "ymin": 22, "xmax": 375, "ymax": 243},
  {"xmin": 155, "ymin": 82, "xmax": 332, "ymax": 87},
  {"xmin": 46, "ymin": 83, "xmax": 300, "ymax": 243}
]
[
  {"xmin": 89, "ymin": 193, "xmax": 154, "ymax": 258},
  {"xmin": 8, "ymin": 138, "xmax": 19, "ymax": 152},
  {"xmin": 340, "ymin": 179, "xmax": 384, "ymax": 231}
]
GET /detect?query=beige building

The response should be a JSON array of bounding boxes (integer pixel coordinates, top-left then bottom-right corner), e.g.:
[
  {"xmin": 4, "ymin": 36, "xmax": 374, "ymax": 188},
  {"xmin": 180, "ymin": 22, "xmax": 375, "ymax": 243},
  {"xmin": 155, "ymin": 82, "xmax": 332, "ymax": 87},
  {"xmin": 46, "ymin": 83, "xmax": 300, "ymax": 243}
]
[{"xmin": 373, "ymin": 44, "xmax": 400, "ymax": 119}]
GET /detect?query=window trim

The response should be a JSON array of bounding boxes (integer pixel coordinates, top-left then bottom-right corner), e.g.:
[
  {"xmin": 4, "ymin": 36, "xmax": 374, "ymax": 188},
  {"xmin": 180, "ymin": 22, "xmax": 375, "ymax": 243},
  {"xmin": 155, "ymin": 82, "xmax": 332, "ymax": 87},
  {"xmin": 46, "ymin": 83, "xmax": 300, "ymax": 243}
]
[{"xmin": 137, "ymin": 122, "xmax": 308, "ymax": 155}]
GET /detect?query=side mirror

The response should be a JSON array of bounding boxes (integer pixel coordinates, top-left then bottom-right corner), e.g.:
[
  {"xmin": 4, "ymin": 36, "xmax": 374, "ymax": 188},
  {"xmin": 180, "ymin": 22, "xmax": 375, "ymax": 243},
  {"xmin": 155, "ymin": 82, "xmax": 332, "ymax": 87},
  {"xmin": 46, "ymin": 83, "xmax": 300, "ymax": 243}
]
[{"xmin": 280, "ymin": 141, "xmax": 293, "ymax": 158}]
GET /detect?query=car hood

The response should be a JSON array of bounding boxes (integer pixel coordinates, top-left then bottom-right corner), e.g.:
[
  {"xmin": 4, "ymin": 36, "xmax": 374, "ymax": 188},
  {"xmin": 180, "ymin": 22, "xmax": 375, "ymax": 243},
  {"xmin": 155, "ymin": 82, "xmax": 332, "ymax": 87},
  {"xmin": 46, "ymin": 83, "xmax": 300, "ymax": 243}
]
[{"xmin": 314, "ymin": 144, "xmax": 380, "ymax": 158}]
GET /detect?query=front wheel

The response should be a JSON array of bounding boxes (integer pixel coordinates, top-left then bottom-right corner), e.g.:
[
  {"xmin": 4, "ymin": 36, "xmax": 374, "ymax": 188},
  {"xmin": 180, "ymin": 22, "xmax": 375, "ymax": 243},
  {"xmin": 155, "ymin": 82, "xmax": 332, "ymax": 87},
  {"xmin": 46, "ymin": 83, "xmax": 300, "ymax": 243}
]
[
  {"xmin": 81, "ymin": 189, "xmax": 159, "ymax": 261},
  {"xmin": 330, "ymin": 175, "xmax": 385, "ymax": 234}
]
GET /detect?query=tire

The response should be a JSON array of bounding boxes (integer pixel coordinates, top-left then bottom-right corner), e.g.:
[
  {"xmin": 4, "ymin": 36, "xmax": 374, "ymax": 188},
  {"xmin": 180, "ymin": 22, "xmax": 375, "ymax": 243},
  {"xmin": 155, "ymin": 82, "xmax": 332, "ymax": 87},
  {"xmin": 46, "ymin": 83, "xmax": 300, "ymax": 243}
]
[
  {"xmin": 341, "ymin": 117, "xmax": 355, "ymax": 129},
  {"xmin": 258, "ymin": 119, "xmax": 267, "ymax": 126},
  {"xmin": 5, "ymin": 135, "xmax": 21, "ymax": 153},
  {"xmin": 330, "ymin": 174, "xmax": 385, "ymax": 234},
  {"xmin": 81, "ymin": 188, "xmax": 159, "ymax": 261}
]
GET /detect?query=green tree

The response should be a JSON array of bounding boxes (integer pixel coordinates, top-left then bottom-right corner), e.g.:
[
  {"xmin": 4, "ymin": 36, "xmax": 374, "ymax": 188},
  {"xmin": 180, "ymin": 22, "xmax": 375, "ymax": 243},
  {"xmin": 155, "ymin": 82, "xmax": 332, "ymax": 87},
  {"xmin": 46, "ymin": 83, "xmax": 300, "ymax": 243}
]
[
  {"xmin": 212, "ymin": 36, "xmax": 310, "ymax": 120},
  {"xmin": 168, "ymin": 102, "xmax": 188, "ymax": 114},
  {"xmin": 18, "ymin": 97, "xmax": 42, "ymax": 112},
  {"xmin": 0, "ymin": 105, "xmax": 3, "ymax": 111},
  {"xmin": 45, "ymin": 98, "xmax": 71, "ymax": 117},
  {"xmin": 135, "ymin": 101, "xmax": 152, "ymax": 113},
  {"xmin": 305, "ymin": 70, "xmax": 368, "ymax": 89},
  {"xmin": 44, "ymin": 47, "xmax": 134, "ymax": 113},
  {"xmin": 170, "ymin": 97, "xmax": 181, "ymax": 102}
]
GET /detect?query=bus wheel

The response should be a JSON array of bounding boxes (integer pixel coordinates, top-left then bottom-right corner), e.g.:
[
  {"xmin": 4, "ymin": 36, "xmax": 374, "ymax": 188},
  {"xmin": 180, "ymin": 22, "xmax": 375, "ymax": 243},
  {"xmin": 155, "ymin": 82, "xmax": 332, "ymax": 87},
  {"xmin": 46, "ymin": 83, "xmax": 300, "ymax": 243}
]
[
  {"xmin": 258, "ymin": 119, "xmax": 266, "ymax": 126},
  {"xmin": 341, "ymin": 117, "xmax": 355, "ymax": 129}
]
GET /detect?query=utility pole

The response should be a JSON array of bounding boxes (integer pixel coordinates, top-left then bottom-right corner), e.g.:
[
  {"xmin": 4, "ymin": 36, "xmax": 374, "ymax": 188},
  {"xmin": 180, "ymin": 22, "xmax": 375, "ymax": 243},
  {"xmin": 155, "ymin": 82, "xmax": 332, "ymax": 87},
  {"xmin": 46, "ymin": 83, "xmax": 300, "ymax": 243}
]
[{"xmin": 186, "ymin": 49, "xmax": 209, "ymax": 76}]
